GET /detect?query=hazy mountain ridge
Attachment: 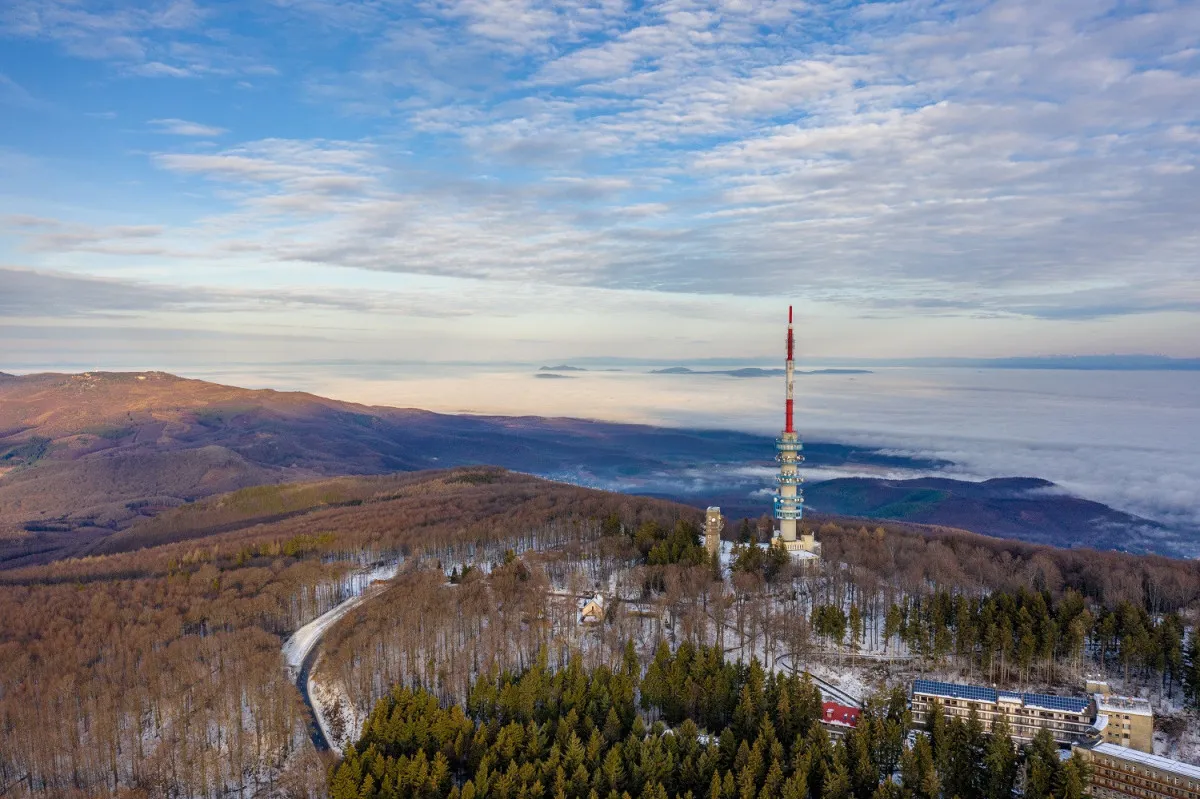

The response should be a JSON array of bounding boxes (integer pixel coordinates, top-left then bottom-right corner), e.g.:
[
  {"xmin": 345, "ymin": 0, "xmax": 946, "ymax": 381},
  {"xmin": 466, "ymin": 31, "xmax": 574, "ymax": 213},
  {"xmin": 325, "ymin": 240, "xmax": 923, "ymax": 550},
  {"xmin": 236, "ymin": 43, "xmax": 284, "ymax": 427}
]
[
  {"xmin": 650, "ymin": 366, "xmax": 871, "ymax": 377},
  {"xmin": 0, "ymin": 370, "xmax": 936, "ymax": 564},
  {"xmin": 0, "ymin": 370, "xmax": 1191, "ymax": 564},
  {"xmin": 803, "ymin": 476, "xmax": 1196, "ymax": 558}
]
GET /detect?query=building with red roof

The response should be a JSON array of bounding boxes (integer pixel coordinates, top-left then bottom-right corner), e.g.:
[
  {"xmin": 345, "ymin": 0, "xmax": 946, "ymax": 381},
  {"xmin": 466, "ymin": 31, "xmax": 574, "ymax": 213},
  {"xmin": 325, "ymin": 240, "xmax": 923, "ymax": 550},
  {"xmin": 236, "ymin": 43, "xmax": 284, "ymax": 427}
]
[{"xmin": 821, "ymin": 702, "xmax": 860, "ymax": 738}]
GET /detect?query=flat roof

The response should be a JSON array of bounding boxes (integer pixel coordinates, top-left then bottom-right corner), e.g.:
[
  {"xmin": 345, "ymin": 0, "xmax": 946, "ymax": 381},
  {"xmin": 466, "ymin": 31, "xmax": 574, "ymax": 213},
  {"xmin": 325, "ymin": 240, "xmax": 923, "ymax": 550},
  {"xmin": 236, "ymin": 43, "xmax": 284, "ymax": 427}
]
[
  {"xmin": 1089, "ymin": 743, "xmax": 1200, "ymax": 781},
  {"xmin": 912, "ymin": 679, "xmax": 1090, "ymax": 714},
  {"xmin": 1096, "ymin": 695, "xmax": 1153, "ymax": 716}
]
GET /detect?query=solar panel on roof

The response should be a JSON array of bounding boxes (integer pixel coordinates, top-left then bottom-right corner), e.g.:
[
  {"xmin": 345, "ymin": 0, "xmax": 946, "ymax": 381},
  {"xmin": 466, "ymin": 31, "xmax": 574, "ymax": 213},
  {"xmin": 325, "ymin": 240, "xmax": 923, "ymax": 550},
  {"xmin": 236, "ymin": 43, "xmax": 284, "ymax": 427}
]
[
  {"xmin": 1023, "ymin": 693, "xmax": 1089, "ymax": 713},
  {"xmin": 913, "ymin": 681, "xmax": 1089, "ymax": 713},
  {"xmin": 912, "ymin": 680, "xmax": 998, "ymax": 703}
]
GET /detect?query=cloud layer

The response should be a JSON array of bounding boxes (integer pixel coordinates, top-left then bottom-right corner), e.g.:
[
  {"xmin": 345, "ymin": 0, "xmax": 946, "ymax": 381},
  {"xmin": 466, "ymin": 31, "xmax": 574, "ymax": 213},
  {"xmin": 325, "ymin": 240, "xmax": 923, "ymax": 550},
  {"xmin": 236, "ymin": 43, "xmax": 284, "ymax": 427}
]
[{"xmin": 1, "ymin": 0, "xmax": 1197, "ymax": 326}]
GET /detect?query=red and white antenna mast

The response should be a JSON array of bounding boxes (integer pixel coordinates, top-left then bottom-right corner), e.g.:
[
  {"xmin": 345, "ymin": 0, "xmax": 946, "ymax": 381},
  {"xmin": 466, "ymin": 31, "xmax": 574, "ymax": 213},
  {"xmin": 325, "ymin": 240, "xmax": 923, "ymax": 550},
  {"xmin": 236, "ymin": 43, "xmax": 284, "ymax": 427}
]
[
  {"xmin": 774, "ymin": 305, "xmax": 804, "ymax": 546},
  {"xmin": 785, "ymin": 305, "xmax": 795, "ymax": 434}
]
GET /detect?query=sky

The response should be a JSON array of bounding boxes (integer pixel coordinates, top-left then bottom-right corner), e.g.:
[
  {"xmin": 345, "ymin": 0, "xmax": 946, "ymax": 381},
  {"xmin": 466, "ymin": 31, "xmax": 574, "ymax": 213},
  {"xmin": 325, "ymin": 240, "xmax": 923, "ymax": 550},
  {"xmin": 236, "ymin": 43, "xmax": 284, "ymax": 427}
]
[{"xmin": 2, "ymin": 0, "xmax": 1200, "ymax": 367}]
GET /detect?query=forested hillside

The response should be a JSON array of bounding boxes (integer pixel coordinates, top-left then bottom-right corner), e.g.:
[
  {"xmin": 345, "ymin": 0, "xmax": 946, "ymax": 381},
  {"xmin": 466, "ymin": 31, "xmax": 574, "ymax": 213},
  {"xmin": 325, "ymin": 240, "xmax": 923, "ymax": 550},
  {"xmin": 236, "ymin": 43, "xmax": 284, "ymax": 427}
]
[
  {"xmin": 0, "ymin": 371, "xmax": 783, "ymax": 564},
  {"xmin": 329, "ymin": 647, "xmax": 1089, "ymax": 799},
  {"xmin": 0, "ymin": 470, "xmax": 690, "ymax": 798},
  {"xmin": 4, "ymin": 369, "xmax": 1175, "ymax": 569}
]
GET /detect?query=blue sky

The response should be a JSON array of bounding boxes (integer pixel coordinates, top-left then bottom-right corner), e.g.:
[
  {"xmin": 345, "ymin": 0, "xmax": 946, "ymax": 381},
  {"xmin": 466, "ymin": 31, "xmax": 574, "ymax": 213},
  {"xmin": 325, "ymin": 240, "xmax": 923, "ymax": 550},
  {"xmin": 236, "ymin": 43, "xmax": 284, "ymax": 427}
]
[{"xmin": 2, "ymin": 0, "xmax": 1199, "ymax": 368}]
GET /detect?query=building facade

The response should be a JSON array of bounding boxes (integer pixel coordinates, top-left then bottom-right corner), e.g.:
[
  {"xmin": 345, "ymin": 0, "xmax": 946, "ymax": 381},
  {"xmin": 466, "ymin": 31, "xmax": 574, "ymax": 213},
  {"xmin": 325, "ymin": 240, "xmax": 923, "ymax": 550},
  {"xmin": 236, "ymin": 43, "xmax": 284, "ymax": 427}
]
[
  {"xmin": 910, "ymin": 680, "xmax": 1099, "ymax": 747},
  {"xmin": 1094, "ymin": 693, "xmax": 1154, "ymax": 753},
  {"xmin": 1076, "ymin": 743, "xmax": 1200, "ymax": 799}
]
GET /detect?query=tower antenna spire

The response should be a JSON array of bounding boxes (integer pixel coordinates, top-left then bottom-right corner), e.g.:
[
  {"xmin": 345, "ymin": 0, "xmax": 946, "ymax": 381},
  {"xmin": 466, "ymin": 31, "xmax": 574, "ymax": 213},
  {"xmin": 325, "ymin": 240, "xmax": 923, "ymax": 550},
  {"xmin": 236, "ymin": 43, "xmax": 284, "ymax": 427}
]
[{"xmin": 785, "ymin": 305, "xmax": 794, "ymax": 433}]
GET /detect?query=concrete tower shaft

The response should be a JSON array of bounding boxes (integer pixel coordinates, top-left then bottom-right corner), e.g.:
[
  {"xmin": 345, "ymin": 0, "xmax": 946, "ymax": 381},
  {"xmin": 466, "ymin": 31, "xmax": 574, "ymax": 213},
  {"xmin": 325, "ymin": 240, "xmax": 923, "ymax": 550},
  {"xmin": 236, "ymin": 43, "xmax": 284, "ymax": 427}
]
[{"xmin": 775, "ymin": 305, "xmax": 804, "ymax": 543}]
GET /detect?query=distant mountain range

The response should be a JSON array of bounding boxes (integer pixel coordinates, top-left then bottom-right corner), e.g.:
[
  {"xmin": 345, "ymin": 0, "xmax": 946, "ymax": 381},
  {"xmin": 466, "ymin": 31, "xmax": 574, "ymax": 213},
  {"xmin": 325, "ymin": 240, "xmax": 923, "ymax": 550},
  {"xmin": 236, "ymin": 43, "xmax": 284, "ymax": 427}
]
[
  {"xmin": 537, "ymin": 364, "xmax": 871, "ymax": 377},
  {"xmin": 650, "ymin": 367, "xmax": 872, "ymax": 377},
  {"xmin": 539, "ymin": 354, "xmax": 1200, "ymax": 371},
  {"xmin": 0, "ymin": 370, "xmax": 1192, "ymax": 564},
  {"xmin": 0, "ymin": 370, "xmax": 936, "ymax": 566},
  {"xmin": 804, "ymin": 477, "xmax": 1196, "ymax": 558}
]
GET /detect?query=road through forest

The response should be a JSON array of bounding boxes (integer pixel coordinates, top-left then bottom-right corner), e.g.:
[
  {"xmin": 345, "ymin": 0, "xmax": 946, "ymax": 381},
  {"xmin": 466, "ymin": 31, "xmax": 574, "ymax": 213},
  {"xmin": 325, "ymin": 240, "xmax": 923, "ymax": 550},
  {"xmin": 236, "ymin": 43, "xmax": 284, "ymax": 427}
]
[{"xmin": 282, "ymin": 560, "xmax": 401, "ymax": 750}]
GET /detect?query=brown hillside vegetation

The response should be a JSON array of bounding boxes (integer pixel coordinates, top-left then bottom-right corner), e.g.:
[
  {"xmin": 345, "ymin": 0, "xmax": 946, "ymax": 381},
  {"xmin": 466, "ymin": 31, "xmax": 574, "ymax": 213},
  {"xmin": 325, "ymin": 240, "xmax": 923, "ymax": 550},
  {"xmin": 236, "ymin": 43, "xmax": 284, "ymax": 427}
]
[
  {"xmin": 0, "ymin": 370, "xmax": 775, "ymax": 565},
  {"xmin": 0, "ymin": 469, "xmax": 692, "ymax": 798},
  {"xmin": 0, "ymin": 371, "xmax": 420, "ymax": 544}
]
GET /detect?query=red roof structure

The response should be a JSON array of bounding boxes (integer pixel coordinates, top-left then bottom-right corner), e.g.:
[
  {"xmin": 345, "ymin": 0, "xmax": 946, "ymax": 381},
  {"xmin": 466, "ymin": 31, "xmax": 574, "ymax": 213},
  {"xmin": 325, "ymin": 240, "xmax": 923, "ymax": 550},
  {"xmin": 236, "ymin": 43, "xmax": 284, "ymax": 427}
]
[{"xmin": 822, "ymin": 701, "xmax": 860, "ymax": 728}]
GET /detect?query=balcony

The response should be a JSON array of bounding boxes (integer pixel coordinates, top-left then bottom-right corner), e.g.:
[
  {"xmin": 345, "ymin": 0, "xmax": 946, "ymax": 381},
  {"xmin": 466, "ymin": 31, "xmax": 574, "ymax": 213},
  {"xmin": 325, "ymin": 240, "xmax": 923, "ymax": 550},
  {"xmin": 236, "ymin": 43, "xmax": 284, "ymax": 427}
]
[{"xmin": 774, "ymin": 497, "xmax": 804, "ymax": 520}]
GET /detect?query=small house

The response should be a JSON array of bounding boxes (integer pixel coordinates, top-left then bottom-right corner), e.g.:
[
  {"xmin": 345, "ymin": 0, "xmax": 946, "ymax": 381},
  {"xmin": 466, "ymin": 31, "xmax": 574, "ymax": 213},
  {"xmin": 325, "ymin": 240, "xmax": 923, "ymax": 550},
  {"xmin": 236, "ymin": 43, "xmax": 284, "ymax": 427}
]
[{"xmin": 579, "ymin": 594, "xmax": 606, "ymax": 624}]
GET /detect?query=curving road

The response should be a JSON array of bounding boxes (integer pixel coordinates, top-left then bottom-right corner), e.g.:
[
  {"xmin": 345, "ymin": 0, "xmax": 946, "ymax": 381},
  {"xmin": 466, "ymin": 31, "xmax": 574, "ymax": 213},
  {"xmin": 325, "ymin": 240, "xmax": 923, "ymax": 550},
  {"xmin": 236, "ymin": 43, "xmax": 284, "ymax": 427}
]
[{"xmin": 282, "ymin": 560, "xmax": 401, "ymax": 750}]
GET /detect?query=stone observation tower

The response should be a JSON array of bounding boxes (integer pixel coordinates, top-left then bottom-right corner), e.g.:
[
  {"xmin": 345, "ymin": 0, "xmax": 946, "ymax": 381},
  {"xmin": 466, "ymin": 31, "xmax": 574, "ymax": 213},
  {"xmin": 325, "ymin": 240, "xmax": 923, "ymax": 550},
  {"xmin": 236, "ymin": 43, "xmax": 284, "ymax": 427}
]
[
  {"xmin": 704, "ymin": 506, "xmax": 724, "ymax": 558},
  {"xmin": 774, "ymin": 306, "xmax": 820, "ymax": 558}
]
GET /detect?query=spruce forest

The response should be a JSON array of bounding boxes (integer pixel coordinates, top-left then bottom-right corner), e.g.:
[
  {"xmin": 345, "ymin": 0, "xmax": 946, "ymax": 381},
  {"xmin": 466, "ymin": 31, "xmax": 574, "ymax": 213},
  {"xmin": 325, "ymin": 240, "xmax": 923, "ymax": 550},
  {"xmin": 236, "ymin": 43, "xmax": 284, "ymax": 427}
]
[{"xmin": 328, "ymin": 646, "xmax": 1090, "ymax": 799}]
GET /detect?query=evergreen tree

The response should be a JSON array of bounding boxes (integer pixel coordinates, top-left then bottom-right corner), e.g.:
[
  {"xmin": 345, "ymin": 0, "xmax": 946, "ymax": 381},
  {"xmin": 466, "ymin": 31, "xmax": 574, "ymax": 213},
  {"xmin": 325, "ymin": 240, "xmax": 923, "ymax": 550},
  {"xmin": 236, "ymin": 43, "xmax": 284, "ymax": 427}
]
[
  {"xmin": 924, "ymin": 700, "xmax": 946, "ymax": 767},
  {"xmin": 983, "ymin": 715, "xmax": 1018, "ymax": 799},
  {"xmin": 826, "ymin": 746, "xmax": 854, "ymax": 799},
  {"xmin": 1024, "ymin": 729, "xmax": 1060, "ymax": 799},
  {"xmin": 1183, "ymin": 632, "xmax": 1200, "ymax": 714},
  {"xmin": 899, "ymin": 735, "xmax": 938, "ymax": 799},
  {"xmin": 1058, "ymin": 750, "xmax": 1090, "ymax": 799}
]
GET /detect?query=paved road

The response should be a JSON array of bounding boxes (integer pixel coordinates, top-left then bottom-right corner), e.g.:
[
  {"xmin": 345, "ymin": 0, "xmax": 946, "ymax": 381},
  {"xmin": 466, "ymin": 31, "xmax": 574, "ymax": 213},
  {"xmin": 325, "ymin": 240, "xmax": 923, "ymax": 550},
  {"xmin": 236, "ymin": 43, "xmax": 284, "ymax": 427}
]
[
  {"xmin": 281, "ymin": 560, "xmax": 401, "ymax": 750},
  {"xmin": 775, "ymin": 651, "xmax": 863, "ymax": 707}
]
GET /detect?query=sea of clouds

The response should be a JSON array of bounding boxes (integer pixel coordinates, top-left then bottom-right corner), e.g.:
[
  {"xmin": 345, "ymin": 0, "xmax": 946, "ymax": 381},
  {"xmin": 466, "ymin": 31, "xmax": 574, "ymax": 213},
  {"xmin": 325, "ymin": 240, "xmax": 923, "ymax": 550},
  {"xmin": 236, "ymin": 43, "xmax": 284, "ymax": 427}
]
[{"xmin": 154, "ymin": 362, "xmax": 1198, "ymax": 534}]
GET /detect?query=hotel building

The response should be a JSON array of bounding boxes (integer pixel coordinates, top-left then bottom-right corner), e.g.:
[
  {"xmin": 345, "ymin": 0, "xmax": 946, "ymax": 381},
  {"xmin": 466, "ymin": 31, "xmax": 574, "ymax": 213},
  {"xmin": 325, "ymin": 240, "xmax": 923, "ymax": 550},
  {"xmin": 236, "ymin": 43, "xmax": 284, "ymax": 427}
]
[
  {"xmin": 910, "ymin": 680, "xmax": 1098, "ymax": 746},
  {"xmin": 1076, "ymin": 743, "xmax": 1200, "ymax": 799}
]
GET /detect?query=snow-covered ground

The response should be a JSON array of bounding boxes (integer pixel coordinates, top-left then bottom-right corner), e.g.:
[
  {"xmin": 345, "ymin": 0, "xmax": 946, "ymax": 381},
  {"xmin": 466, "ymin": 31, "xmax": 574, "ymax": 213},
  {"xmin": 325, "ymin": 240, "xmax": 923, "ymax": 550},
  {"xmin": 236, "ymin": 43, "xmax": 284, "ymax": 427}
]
[{"xmin": 282, "ymin": 559, "xmax": 401, "ymax": 675}]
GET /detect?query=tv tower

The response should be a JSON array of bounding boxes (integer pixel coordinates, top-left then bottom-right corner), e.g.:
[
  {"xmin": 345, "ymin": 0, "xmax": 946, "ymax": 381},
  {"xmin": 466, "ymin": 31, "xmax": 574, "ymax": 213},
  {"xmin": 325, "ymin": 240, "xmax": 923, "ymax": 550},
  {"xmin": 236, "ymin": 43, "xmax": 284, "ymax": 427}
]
[{"xmin": 774, "ymin": 306, "xmax": 818, "ymax": 556}]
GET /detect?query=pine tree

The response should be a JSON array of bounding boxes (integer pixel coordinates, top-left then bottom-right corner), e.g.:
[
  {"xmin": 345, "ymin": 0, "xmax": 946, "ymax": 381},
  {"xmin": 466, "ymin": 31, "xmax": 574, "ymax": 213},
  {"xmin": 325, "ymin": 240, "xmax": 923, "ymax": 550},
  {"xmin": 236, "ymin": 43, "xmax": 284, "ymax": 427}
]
[
  {"xmin": 924, "ymin": 700, "xmax": 946, "ymax": 767},
  {"xmin": 825, "ymin": 747, "xmax": 854, "ymax": 799},
  {"xmin": 1058, "ymin": 751, "xmax": 1090, "ymax": 799},
  {"xmin": 983, "ymin": 715, "xmax": 1018, "ymax": 799},
  {"xmin": 899, "ymin": 735, "xmax": 938, "ymax": 799},
  {"xmin": 1183, "ymin": 632, "xmax": 1200, "ymax": 714},
  {"xmin": 1024, "ymin": 729, "xmax": 1060, "ymax": 799}
]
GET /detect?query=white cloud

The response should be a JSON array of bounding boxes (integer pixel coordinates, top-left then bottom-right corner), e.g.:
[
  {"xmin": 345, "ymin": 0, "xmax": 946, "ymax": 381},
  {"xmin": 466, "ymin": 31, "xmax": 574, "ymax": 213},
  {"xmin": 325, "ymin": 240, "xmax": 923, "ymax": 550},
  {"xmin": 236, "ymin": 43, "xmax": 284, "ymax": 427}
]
[
  {"xmin": 4, "ymin": 0, "xmax": 1200, "ymax": 326},
  {"xmin": 149, "ymin": 117, "xmax": 227, "ymax": 136},
  {"xmin": 0, "ymin": 0, "xmax": 269, "ymax": 78}
]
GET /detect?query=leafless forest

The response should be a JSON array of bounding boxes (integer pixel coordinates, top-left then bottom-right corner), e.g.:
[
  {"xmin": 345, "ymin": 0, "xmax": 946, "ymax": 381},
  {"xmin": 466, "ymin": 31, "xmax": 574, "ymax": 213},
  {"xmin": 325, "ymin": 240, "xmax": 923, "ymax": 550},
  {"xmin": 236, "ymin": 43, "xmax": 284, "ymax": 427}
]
[{"xmin": 1, "ymin": 468, "xmax": 1198, "ymax": 798}]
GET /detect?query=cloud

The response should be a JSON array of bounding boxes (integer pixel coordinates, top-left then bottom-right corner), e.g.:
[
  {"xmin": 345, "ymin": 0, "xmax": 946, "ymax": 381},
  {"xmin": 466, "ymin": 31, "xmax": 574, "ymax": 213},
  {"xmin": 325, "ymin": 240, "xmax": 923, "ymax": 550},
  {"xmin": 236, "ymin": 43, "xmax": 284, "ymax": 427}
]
[
  {"xmin": 0, "ymin": 265, "xmax": 202, "ymax": 316},
  {"xmin": 0, "ymin": 265, "xmax": 476, "ymax": 319},
  {"xmin": 0, "ymin": 0, "xmax": 269, "ymax": 78},
  {"xmin": 148, "ymin": 117, "xmax": 227, "ymax": 136},
  {"xmin": 0, "ymin": 72, "xmax": 53, "ymax": 110},
  {"xmin": 4, "ymin": 0, "xmax": 1200, "ymax": 328},
  {"xmin": 3, "ymin": 216, "xmax": 180, "ymax": 257}
]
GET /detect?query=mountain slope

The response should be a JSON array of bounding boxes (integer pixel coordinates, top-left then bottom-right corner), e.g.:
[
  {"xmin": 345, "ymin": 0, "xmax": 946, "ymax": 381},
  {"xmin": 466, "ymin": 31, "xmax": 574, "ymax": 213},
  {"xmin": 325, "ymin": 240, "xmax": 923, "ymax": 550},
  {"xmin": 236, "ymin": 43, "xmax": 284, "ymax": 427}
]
[{"xmin": 0, "ymin": 370, "xmax": 942, "ymax": 563}]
